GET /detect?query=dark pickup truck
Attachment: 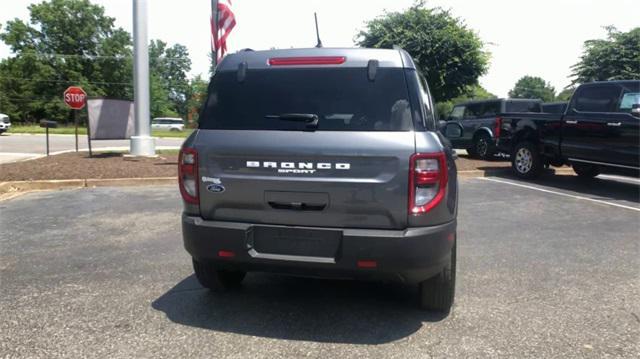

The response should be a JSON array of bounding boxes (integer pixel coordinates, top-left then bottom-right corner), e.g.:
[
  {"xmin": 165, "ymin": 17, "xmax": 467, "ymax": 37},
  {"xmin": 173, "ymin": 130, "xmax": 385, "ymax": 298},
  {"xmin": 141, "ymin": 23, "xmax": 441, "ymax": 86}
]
[
  {"xmin": 497, "ymin": 80, "xmax": 640, "ymax": 179},
  {"xmin": 446, "ymin": 98, "xmax": 542, "ymax": 159}
]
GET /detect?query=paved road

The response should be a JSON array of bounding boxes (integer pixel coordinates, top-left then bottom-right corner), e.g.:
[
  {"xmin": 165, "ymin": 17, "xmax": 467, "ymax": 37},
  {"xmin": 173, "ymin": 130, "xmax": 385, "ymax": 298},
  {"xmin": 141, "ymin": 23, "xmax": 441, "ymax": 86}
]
[
  {"xmin": 0, "ymin": 133, "xmax": 184, "ymax": 163},
  {"xmin": 1, "ymin": 175, "xmax": 639, "ymax": 358}
]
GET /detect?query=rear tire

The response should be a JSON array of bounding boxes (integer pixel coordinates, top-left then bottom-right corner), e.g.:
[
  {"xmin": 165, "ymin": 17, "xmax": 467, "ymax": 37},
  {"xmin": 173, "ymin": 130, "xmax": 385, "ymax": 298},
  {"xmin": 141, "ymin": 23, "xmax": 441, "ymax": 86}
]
[
  {"xmin": 511, "ymin": 141, "xmax": 542, "ymax": 179},
  {"xmin": 473, "ymin": 133, "xmax": 496, "ymax": 160},
  {"xmin": 192, "ymin": 258, "xmax": 246, "ymax": 291},
  {"xmin": 573, "ymin": 163, "xmax": 600, "ymax": 179},
  {"xmin": 420, "ymin": 241, "xmax": 456, "ymax": 312}
]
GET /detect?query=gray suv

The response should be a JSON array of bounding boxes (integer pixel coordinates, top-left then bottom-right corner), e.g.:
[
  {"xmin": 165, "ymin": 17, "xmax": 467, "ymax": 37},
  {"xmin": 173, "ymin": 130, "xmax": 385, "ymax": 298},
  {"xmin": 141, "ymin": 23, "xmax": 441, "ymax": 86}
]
[{"xmin": 179, "ymin": 48, "xmax": 458, "ymax": 312}]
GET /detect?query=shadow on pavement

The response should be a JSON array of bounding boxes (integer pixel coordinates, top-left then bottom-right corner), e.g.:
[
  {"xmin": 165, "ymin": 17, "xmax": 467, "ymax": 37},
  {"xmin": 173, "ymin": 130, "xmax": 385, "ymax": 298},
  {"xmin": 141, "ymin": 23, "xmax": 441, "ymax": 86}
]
[
  {"xmin": 152, "ymin": 274, "xmax": 448, "ymax": 344},
  {"xmin": 489, "ymin": 170, "xmax": 640, "ymax": 205}
]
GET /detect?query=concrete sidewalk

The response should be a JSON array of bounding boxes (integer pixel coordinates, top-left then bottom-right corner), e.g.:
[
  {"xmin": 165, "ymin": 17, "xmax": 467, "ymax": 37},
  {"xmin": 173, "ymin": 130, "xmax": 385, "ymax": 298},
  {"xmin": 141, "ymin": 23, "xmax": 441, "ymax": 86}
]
[{"xmin": 0, "ymin": 133, "xmax": 184, "ymax": 163}]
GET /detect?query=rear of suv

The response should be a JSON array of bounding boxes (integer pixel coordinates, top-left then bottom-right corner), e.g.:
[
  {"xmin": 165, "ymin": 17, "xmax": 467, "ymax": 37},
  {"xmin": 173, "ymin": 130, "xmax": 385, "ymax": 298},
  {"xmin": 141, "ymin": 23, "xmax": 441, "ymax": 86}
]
[{"xmin": 180, "ymin": 48, "xmax": 458, "ymax": 312}]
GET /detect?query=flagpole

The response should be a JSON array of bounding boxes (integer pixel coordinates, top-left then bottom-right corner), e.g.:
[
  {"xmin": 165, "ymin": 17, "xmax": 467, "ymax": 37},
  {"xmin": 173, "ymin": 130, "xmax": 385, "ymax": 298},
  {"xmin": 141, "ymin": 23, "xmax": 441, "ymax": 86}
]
[
  {"xmin": 211, "ymin": 0, "xmax": 219, "ymax": 71},
  {"xmin": 130, "ymin": 0, "xmax": 155, "ymax": 156}
]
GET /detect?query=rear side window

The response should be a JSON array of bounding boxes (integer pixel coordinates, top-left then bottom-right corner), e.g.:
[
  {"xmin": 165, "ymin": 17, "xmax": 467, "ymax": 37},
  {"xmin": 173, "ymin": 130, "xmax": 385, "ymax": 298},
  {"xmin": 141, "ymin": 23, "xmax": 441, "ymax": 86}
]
[
  {"xmin": 482, "ymin": 101, "xmax": 501, "ymax": 116},
  {"xmin": 574, "ymin": 84, "xmax": 621, "ymax": 113},
  {"xmin": 200, "ymin": 67, "xmax": 413, "ymax": 131},
  {"xmin": 505, "ymin": 101, "xmax": 541, "ymax": 113},
  {"xmin": 417, "ymin": 73, "xmax": 436, "ymax": 129},
  {"xmin": 463, "ymin": 103, "xmax": 483, "ymax": 119}
]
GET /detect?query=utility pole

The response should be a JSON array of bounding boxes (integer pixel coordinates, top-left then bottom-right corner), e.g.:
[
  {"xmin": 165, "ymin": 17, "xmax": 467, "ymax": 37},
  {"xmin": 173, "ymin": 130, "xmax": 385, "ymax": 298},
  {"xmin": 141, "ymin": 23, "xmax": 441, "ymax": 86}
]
[{"xmin": 130, "ymin": 0, "xmax": 155, "ymax": 156}]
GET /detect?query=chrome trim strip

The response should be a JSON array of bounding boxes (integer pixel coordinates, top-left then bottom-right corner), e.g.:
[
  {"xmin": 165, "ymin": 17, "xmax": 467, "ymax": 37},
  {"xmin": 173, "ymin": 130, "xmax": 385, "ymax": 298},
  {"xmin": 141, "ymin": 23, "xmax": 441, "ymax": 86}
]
[
  {"xmin": 568, "ymin": 158, "xmax": 640, "ymax": 170},
  {"xmin": 248, "ymin": 249, "xmax": 336, "ymax": 264}
]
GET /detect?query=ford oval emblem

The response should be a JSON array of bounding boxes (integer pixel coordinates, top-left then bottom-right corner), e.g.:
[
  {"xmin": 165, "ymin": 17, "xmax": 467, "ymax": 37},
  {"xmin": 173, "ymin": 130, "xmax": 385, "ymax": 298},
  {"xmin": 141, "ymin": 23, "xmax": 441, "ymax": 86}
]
[{"xmin": 206, "ymin": 184, "xmax": 225, "ymax": 193}]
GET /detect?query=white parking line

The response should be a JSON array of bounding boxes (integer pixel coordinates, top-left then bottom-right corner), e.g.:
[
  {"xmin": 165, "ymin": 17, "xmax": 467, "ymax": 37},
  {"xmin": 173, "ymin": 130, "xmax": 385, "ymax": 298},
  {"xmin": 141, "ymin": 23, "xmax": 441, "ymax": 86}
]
[
  {"xmin": 477, "ymin": 177, "xmax": 640, "ymax": 212},
  {"xmin": 598, "ymin": 174, "xmax": 640, "ymax": 184}
]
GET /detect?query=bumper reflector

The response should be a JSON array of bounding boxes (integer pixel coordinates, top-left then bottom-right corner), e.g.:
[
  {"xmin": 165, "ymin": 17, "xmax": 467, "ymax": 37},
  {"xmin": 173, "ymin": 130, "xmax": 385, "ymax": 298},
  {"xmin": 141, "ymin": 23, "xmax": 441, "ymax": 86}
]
[
  {"xmin": 357, "ymin": 260, "xmax": 377, "ymax": 269},
  {"xmin": 218, "ymin": 250, "xmax": 236, "ymax": 258}
]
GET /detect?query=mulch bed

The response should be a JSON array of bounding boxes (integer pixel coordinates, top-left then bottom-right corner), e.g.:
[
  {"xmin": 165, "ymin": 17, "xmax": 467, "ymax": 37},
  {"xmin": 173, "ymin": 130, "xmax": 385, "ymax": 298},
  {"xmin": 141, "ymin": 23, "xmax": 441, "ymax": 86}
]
[
  {"xmin": 0, "ymin": 151, "xmax": 512, "ymax": 182},
  {"xmin": 0, "ymin": 152, "xmax": 178, "ymax": 181}
]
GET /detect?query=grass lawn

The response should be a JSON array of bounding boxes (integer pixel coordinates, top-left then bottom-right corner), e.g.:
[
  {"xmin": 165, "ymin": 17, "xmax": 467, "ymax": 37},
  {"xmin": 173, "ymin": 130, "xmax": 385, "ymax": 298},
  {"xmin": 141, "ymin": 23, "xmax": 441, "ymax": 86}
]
[{"xmin": 10, "ymin": 125, "xmax": 193, "ymax": 138}]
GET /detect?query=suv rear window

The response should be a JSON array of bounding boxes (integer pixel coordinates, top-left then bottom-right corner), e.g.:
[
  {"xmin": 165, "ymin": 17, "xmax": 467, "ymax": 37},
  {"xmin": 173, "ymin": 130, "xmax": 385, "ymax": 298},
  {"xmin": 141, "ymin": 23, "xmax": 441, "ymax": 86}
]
[{"xmin": 199, "ymin": 68, "xmax": 413, "ymax": 131}]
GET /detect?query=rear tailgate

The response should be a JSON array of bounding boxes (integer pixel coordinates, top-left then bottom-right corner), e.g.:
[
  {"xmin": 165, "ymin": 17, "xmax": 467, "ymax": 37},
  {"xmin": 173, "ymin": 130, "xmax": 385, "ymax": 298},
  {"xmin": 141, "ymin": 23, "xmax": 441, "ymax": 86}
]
[{"xmin": 195, "ymin": 130, "xmax": 414, "ymax": 229}]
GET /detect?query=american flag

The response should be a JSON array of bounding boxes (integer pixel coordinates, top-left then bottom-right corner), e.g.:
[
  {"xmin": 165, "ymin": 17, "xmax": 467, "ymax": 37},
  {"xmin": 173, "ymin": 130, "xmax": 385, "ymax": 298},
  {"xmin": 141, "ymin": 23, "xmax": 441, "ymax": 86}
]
[{"xmin": 211, "ymin": 0, "xmax": 236, "ymax": 63}]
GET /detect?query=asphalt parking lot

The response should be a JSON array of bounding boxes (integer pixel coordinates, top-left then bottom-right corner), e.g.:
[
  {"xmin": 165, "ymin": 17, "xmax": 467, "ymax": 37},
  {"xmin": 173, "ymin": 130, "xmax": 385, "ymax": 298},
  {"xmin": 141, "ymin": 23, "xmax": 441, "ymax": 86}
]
[{"xmin": 1, "ymin": 174, "xmax": 639, "ymax": 358}]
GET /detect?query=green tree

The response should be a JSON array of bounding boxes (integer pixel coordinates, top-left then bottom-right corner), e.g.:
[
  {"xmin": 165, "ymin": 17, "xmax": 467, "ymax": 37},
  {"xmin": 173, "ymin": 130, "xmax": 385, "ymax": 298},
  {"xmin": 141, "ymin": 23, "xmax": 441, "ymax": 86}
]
[
  {"xmin": 571, "ymin": 26, "xmax": 640, "ymax": 84},
  {"xmin": 185, "ymin": 75, "xmax": 209, "ymax": 125},
  {"xmin": 357, "ymin": 2, "xmax": 489, "ymax": 102},
  {"xmin": 436, "ymin": 85, "xmax": 497, "ymax": 119},
  {"xmin": 149, "ymin": 39, "xmax": 192, "ymax": 118},
  {"xmin": 149, "ymin": 73, "xmax": 177, "ymax": 119},
  {"xmin": 555, "ymin": 87, "xmax": 575, "ymax": 102},
  {"xmin": 508, "ymin": 76, "xmax": 556, "ymax": 102},
  {"xmin": 0, "ymin": 0, "xmax": 133, "ymax": 123}
]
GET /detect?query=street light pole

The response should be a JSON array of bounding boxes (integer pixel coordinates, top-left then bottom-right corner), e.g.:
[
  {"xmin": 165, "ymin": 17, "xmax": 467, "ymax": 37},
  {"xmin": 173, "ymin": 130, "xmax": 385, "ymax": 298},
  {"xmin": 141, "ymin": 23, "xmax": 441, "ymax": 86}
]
[{"xmin": 130, "ymin": 0, "xmax": 155, "ymax": 156}]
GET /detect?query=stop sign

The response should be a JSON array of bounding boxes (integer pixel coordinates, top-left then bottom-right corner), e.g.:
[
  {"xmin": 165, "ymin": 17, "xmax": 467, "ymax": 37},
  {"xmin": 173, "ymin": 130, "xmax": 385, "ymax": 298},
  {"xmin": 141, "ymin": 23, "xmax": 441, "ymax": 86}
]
[{"xmin": 63, "ymin": 86, "xmax": 87, "ymax": 110}]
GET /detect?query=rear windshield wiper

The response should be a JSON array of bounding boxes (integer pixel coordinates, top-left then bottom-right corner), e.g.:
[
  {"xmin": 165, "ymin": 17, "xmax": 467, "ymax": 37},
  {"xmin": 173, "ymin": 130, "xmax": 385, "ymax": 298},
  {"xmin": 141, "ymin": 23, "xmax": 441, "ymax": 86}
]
[{"xmin": 265, "ymin": 113, "xmax": 319, "ymax": 130}]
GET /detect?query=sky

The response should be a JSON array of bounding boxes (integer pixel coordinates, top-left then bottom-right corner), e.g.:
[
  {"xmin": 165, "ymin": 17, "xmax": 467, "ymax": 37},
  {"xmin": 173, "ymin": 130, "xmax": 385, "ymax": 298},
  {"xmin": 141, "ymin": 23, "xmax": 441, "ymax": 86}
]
[{"xmin": 0, "ymin": 0, "xmax": 638, "ymax": 97}]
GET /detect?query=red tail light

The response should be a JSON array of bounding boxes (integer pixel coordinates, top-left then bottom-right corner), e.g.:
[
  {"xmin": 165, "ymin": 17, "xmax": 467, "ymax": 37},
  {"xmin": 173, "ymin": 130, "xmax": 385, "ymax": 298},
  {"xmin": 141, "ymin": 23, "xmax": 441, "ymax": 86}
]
[
  {"xmin": 268, "ymin": 56, "xmax": 346, "ymax": 66},
  {"xmin": 178, "ymin": 147, "xmax": 199, "ymax": 204},
  {"xmin": 494, "ymin": 117, "xmax": 502, "ymax": 138},
  {"xmin": 409, "ymin": 152, "xmax": 448, "ymax": 214}
]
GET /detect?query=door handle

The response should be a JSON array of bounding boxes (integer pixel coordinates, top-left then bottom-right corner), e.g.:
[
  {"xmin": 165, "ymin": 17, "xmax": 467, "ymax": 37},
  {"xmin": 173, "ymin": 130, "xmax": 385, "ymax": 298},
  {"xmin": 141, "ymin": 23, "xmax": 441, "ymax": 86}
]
[
  {"xmin": 606, "ymin": 122, "xmax": 622, "ymax": 127},
  {"xmin": 565, "ymin": 120, "xmax": 578, "ymax": 124}
]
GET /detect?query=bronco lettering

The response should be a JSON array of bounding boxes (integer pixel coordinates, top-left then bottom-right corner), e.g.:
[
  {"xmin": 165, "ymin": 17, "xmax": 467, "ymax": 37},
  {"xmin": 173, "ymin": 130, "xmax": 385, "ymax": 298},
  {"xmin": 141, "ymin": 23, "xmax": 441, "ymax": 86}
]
[{"xmin": 246, "ymin": 161, "xmax": 350, "ymax": 171}]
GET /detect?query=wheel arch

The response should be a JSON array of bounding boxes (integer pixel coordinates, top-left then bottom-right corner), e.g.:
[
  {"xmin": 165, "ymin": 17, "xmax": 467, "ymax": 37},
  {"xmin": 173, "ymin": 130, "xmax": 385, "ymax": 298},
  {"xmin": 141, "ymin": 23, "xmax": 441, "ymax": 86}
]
[
  {"xmin": 511, "ymin": 126, "xmax": 539, "ymax": 150},
  {"xmin": 473, "ymin": 127, "xmax": 493, "ymax": 140}
]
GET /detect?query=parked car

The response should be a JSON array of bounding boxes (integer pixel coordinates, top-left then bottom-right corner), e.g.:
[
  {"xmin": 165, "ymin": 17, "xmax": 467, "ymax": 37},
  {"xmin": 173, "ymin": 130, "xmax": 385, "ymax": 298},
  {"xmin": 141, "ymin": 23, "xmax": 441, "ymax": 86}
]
[
  {"xmin": 151, "ymin": 117, "xmax": 184, "ymax": 131},
  {"xmin": 445, "ymin": 98, "xmax": 542, "ymax": 159},
  {"xmin": 542, "ymin": 102, "xmax": 568, "ymax": 114},
  {"xmin": 0, "ymin": 113, "xmax": 11, "ymax": 134},
  {"xmin": 179, "ymin": 48, "xmax": 459, "ymax": 311},
  {"xmin": 497, "ymin": 80, "xmax": 640, "ymax": 179}
]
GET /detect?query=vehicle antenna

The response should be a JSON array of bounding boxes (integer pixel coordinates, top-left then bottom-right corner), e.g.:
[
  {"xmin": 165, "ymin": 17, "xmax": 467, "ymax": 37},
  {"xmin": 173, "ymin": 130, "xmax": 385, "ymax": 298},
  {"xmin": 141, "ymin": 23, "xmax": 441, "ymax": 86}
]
[{"xmin": 314, "ymin": 13, "xmax": 323, "ymax": 48}]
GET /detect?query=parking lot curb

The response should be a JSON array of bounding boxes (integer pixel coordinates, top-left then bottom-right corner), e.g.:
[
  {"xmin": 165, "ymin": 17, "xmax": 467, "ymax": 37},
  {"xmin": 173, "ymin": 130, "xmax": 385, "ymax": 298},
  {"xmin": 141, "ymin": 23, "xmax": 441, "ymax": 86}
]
[{"xmin": 0, "ymin": 177, "xmax": 176, "ymax": 201}]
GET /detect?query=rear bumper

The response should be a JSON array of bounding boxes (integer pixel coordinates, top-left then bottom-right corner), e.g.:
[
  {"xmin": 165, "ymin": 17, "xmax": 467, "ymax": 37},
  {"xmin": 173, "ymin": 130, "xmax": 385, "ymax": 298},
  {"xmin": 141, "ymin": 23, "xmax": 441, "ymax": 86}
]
[{"xmin": 182, "ymin": 215, "xmax": 456, "ymax": 284}]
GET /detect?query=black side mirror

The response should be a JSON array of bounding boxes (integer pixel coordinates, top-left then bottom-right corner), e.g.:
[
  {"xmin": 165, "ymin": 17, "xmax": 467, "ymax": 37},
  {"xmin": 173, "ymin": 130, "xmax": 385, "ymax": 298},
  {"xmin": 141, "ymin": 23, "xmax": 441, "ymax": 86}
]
[
  {"xmin": 631, "ymin": 103, "xmax": 640, "ymax": 117},
  {"xmin": 444, "ymin": 123, "xmax": 463, "ymax": 138}
]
